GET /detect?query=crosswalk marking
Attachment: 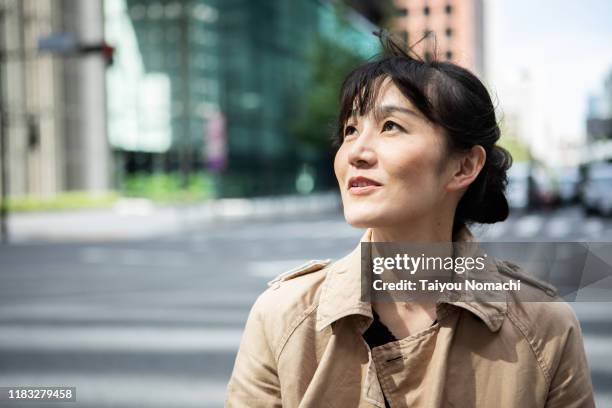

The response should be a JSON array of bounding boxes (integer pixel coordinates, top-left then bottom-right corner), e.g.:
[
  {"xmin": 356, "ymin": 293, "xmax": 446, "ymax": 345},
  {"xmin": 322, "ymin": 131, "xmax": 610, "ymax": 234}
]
[
  {"xmin": 80, "ymin": 247, "xmax": 190, "ymax": 267},
  {"xmin": 0, "ymin": 326, "xmax": 243, "ymax": 353},
  {"xmin": 248, "ymin": 259, "xmax": 311, "ymax": 278},
  {"xmin": 584, "ymin": 218, "xmax": 605, "ymax": 237},
  {"xmin": 515, "ymin": 214, "xmax": 545, "ymax": 237},
  {"xmin": 546, "ymin": 215, "xmax": 571, "ymax": 237},
  {"xmin": 480, "ymin": 222, "xmax": 508, "ymax": 240},
  {"xmin": 0, "ymin": 304, "xmax": 251, "ymax": 325}
]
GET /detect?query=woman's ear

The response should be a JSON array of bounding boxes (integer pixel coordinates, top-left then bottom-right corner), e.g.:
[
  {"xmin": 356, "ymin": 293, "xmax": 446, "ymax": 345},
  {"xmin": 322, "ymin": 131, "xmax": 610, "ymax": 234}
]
[{"xmin": 446, "ymin": 145, "xmax": 486, "ymax": 193}]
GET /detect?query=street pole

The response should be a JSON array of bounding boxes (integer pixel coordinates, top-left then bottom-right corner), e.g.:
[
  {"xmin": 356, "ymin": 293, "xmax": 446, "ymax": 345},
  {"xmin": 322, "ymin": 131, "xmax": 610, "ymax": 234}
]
[
  {"xmin": 0, "ymin": 82, "xmax": 7, "ymax": 245},
  {"xmin": 179, "ymin": 1, "xmax": 192, "ymax": 188},
  {"xmin": 0, "ymin": 7, "xmax": 8, "ymax": 245}
]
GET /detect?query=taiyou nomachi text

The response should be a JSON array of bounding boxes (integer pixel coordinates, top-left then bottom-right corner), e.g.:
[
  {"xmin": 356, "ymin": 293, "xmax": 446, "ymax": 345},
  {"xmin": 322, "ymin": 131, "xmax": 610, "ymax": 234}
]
[{"xmin": 372, "ymin": 279, "xmax": 522, "ymax": 292}]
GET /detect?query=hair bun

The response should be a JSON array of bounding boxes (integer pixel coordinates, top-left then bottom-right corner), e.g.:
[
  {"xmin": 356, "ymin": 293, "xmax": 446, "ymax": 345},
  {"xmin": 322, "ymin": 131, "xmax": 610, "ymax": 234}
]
[
  {"xmin": 456, "ymin": 145, "xmax": 512, "ymax": 226},
  {"xmin": 471, "ymin": 190, "xmax": 509, "ymax": 223}
]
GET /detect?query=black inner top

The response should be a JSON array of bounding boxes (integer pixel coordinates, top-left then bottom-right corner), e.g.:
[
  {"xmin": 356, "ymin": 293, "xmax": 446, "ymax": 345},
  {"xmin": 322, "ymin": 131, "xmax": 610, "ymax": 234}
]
[{"xmin": 363, "ymin": 309, "xmax": 397, "ymax": 348}]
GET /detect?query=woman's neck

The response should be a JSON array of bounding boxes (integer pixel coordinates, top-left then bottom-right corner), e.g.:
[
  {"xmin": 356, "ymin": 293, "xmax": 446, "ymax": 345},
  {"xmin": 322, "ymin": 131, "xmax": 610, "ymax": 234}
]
[{"xmin": 370, "ymin": 218, "xmax": 454, "ymax": 243}]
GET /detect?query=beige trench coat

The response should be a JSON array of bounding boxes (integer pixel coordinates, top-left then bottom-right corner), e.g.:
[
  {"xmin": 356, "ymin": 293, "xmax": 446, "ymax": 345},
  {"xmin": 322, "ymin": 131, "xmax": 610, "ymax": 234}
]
[{"xmin": 225, "ymin": 228, "xmax": 595, "ymax": 408}]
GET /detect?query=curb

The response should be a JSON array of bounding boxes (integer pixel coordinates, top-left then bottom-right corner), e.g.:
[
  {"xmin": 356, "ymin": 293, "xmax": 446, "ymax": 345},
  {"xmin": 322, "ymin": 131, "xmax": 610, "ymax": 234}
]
[{"xmin": 7, "ymin": 192, "xmax": 342, "ymax": 243}]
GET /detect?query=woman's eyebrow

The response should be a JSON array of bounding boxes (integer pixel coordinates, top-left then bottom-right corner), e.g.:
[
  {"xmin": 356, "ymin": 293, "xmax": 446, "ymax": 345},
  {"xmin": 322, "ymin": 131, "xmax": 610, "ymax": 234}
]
[
  {"xmin": 376, "ymin": 105, "xmax": 420, "ymax": 120},
  {"xmin": 347, "ymin": 105, "xmax": 421, "ymax": 122}
]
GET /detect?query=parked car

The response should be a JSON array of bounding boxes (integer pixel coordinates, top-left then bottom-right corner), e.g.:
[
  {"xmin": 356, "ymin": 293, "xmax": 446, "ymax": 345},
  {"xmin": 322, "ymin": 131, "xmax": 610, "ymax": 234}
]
[
  {"xmin": 506, "ymin": 162, "xmax": 530, "ymax": 210},
  {"xmin": 554, "ymin": 167, "xmax": 581, "ymax": 205},
  {"xmin": 530, "ymin": 166, "xmax": 560, "ymax": 209},
  {"xmin": 582, "ymin": 162, "xmax": 612, "ymax": 216},
  {"xmin": 506, "ymin": 162, "xmax": 560, "ymax": 211}
]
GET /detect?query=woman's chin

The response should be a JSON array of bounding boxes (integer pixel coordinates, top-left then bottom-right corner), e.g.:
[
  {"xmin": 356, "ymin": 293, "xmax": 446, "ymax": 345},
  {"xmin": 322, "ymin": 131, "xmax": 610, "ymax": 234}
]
[{"xmin": 343, "ymin": 210, "xmax": 387, "ymax": 229}]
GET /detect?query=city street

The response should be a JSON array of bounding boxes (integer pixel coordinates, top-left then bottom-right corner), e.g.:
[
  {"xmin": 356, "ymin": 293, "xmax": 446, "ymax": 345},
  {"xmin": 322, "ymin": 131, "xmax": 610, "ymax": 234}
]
[{"xmin": 1, "ymin": 205, "xmax": 611, "ymax": 407}]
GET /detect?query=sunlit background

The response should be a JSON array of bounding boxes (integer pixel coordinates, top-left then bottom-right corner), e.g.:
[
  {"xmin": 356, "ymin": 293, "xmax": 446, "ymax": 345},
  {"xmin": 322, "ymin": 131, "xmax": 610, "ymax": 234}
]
[{"xmin": 0, "ymin": 0, "xmax": 611, "ymax": 407}]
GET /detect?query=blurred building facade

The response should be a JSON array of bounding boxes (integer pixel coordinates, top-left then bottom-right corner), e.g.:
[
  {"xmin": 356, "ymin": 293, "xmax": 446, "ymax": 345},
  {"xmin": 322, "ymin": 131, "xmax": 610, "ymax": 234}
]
[
  {"xmin": 106, "ymin": 0, "xmax": 380, "ymax": 198},
  {"xmin": 392, "ymin": 0, "xmax": 485, "ymax": 78},
  {"xmin": 216, "ymin": 0, "xmax": 319, "ymax": 196},
  {"xmin": 105, "ymin": 0, "xmax": 220, "ymax": 188},
  {"xmin": 0, "ymin": 0, "xmax": 110, "ymax": 197},
  {"xmin": 587, "ymin": 70, "xmax": 612, "ymax": 143}
]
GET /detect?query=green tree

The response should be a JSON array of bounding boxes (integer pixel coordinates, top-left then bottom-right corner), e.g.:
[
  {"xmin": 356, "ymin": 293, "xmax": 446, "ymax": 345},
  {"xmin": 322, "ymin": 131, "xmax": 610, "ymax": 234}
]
[
  {"xmin": 498, "ymin": 120, "xmax": 532, "ymax": 162},
  {"xmin": 293, "ymin": 35, "xmax": 365, "ymax": 150}
]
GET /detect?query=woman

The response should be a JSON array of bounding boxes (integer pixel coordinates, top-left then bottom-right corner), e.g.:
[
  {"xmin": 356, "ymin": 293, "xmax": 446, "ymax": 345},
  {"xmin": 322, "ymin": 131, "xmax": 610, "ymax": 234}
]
[{"xmin": 225, "ymin": 33, "xmax": 595, "ymax": 407}]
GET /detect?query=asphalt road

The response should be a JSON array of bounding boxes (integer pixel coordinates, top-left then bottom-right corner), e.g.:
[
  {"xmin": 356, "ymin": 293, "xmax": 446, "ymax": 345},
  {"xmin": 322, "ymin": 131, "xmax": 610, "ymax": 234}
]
[{"xmin": 0, "ymin": 205, "xmax": 611, "ymax": 407}]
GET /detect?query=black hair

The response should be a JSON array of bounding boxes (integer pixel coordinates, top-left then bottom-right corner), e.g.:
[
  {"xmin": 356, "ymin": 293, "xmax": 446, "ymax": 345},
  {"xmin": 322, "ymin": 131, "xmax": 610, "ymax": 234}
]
[{"xmin": 334, "ymin": 31, "xmax": 512, "ymax": 235}]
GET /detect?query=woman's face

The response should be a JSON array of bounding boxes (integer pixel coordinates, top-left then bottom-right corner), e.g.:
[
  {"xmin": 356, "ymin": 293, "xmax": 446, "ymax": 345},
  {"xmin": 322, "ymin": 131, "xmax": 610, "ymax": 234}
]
[{"xmin": 334, "ymin": 78, "xmax": 455, "ymax": 229}]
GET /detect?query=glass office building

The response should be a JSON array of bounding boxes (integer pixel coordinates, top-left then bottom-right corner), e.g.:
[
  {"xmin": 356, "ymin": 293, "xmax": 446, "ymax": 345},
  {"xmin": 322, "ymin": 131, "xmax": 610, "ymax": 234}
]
[{"xmin": 105, "ymin": 0, "xmax": 378, "ymax": 197}]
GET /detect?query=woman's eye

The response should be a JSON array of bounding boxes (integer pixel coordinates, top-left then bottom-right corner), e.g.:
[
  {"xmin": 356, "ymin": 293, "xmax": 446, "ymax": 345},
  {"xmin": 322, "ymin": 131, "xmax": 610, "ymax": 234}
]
[
  {"xmin": 344, "ymin": 125, "xmax": 357, "ymax": 137},
  {"xmin": 382, "ymin": 121, "xmax": 401, "ymax": 132}
]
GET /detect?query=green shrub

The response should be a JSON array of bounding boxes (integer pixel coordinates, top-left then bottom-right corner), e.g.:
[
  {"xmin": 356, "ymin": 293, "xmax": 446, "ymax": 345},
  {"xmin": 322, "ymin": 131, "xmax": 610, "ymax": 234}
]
[
  {"xmin": 7, "ymin": 192, "xmax": 119, "ymax": 212},
  {"xmin": 120, "ymin": 172, "xmax": 216, "ymax": 202}
]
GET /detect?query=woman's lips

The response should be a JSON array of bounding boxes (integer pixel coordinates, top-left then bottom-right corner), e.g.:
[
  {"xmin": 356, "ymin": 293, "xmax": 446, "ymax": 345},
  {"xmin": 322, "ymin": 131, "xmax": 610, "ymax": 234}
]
[
  {"xmin": 349, "ymin": 185, "xmax": 381, "ymax": 195},
  {"xmin": 347, "ymin": 176, "xmax": 382, "ymax": 195}
]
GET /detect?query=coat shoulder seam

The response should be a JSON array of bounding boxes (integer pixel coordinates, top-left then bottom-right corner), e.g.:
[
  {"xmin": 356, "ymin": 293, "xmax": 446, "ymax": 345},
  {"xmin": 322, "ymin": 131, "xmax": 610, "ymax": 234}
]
[
  {"xmin": 506, "ymin": 308, "xmax": 552, "ymax": 386},
  {"xmin": 274, "ymin": 301, "xmax": 320, "ymax": 362}
]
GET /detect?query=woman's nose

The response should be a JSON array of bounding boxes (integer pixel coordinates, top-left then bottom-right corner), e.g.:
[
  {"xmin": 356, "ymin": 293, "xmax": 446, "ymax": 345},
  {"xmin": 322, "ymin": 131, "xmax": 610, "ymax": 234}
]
[{"xmin": 347, "ymin": 131, "xmax": 377, "ymax": 168}]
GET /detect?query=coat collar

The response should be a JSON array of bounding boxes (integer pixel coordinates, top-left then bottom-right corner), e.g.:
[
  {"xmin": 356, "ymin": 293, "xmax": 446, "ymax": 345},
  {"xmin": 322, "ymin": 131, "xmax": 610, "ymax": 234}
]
[{"xmin": 315, "ymin": 227, "xmax": 508, "ymax": 333}]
